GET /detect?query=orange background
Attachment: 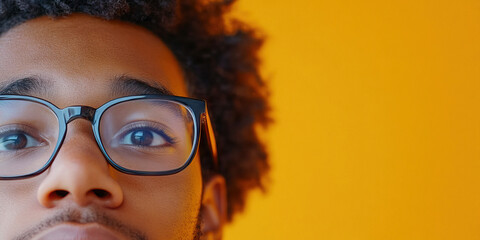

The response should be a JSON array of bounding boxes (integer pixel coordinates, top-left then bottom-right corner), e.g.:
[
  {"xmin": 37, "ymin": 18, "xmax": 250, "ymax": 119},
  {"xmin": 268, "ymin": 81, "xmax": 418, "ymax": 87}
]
[{"xmin": 224, "ymin": 0, "xmax": 480, "ymax": 239}]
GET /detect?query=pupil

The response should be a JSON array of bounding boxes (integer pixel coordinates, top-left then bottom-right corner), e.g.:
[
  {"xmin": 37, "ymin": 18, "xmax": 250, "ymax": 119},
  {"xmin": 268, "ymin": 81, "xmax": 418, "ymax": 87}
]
[
  {"xmin": 3, "ymin": 134, "xmax": 27, "ymax": 150},
  {"xmin": 131, "ymin": 130, "xmax": 153, "ymax": 146}
]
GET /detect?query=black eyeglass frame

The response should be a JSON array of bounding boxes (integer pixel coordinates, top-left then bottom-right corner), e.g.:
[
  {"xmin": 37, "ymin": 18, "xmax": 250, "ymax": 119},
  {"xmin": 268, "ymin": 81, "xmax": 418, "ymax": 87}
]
[{"xmin": 0, "ymin": 94, "xmax": 218, "ymax": 180}]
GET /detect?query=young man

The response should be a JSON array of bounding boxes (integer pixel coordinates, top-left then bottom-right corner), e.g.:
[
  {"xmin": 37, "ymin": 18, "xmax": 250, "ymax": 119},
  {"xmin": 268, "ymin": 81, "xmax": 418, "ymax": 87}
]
[{"xmin": 0, "ymin": 1, "xmax": 269, "ymax": 239}]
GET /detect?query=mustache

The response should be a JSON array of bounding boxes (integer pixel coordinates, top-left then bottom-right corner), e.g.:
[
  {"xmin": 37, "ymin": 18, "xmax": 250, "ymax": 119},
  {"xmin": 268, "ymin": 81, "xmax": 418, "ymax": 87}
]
[{"xmin": 13, "ymin": 207, "xmax": 147, "ymax": 240}]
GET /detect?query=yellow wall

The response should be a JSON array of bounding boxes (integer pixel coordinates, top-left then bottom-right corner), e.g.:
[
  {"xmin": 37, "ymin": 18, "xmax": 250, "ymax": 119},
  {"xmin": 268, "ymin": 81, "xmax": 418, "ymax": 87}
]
[{"xmin": 224, "ymin": 0, "xmax": 480, "ymax": 239}]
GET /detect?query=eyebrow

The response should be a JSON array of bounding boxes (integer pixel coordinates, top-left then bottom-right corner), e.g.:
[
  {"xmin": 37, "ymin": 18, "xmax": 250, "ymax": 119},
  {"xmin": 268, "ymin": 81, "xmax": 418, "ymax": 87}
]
[
  {"xmin": 0, "ymin": 76, "xmax": 49, "ymax": 95},
  {"xmin": 111, "ymin": 75, "xmax": 173, "ymax": 96},
  {"xmin": 0, "ymin": 75, "xmax": 173, "ymax": 96}
]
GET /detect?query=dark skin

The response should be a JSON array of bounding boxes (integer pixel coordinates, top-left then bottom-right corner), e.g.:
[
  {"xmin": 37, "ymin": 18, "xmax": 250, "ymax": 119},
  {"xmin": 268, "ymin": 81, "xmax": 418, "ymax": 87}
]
[{"xmin": 0, "ymin": 14, "xmax": 227, "ymax": 240}]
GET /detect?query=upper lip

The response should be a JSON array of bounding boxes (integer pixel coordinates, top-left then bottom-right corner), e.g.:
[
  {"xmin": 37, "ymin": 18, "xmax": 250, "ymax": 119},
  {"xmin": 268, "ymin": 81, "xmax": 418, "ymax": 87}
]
[{"xmin": 32, "ymin": 222, "xmax": 125, "ymax": 240}]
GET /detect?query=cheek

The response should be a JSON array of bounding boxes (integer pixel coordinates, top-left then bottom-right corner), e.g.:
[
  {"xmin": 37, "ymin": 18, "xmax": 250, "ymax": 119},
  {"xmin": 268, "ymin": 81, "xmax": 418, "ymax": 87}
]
[
  {"xmin": 0, "ymin": 177, "xmax": 43, "ymax": 237},
  {"xmin": 113, "ymin": 157, "xmax": 203, "ymax": 238}
]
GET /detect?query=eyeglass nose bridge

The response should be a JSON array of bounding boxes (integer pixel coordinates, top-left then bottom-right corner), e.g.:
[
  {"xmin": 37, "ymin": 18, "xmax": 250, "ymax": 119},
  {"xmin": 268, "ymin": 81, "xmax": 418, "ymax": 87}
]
[{"xmin": 63, "ymin": 106, "xmax": 96, "ymax": 123}]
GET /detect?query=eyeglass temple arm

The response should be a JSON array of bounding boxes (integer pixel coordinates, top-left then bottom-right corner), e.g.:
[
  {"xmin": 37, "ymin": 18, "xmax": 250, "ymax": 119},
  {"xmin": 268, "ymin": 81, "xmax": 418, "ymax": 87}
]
[{"xmin": 202, "ymin": 105, "xmax": 218, "ymax": 168}]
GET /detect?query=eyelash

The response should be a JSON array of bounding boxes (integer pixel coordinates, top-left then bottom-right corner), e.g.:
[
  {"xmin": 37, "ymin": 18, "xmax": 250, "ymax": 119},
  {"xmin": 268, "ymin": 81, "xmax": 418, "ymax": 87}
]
[{"xmin": 0, "ymin": 124, "xmax": 41, "ymax": 139}]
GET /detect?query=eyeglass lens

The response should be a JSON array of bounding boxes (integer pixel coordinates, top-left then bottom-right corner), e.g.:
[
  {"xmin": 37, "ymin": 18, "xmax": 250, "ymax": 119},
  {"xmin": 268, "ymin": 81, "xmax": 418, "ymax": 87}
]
[{"xmin": 0, "ymin": 99, "xmax": 195, "ymax": 177}]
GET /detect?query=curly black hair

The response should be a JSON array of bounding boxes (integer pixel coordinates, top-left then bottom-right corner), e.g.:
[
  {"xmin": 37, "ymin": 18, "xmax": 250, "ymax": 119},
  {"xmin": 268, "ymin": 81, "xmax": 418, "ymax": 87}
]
[{"xmin": 0, "ymin": 0, "xmax": 270, "ymax": 222}]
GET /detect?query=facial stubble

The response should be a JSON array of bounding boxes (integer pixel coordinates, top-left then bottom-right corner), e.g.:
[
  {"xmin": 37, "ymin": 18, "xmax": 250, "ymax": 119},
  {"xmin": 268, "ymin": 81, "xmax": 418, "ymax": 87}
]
[{"xmin": 13, "ymin": 206, "xmax": 203, "ymax": 240}]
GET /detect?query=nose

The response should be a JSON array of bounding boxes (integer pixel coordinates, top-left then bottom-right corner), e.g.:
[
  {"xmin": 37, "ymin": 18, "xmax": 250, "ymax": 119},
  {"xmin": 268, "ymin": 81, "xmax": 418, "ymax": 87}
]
[{"xmin": 37, "ymin": 121, "xmax": 123, "ymax": 208}]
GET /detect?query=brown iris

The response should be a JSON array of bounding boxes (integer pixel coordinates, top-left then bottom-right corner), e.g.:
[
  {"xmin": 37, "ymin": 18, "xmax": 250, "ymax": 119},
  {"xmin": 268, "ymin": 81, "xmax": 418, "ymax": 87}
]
[
  {"xmin": 131, "ymin": 130, "xmax": 154, "ymax": 146},
  {"xmin": 2, "ymin": 133, "xmax": 28, "ymax": 150}
]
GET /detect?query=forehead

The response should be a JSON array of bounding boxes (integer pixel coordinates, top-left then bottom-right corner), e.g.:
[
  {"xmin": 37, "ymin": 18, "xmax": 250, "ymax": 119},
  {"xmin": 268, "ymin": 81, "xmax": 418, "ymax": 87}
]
[{"xmin": 0, "ymin": 14, "xmax": 187, "ymax": 106}]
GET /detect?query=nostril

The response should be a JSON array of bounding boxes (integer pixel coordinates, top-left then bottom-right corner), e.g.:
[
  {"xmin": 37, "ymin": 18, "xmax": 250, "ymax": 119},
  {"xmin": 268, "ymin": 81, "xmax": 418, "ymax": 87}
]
[
  {"xmin": 49, "ymin": 190, "xmax": 69, "ymax": 200},
  {"xmin": 56, "ymin": 190, "xmax": 69, "ymax": 197},
  {"xmin": 92, "ymin": 189, "xmax": 110, "ymax": 198}
]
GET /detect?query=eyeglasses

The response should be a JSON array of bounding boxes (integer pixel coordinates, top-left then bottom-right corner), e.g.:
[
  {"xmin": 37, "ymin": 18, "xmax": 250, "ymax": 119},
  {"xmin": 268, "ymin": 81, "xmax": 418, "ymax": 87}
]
[{"xmin": 0, "ymin": 95, "xmax": 217, "ymax": 180}]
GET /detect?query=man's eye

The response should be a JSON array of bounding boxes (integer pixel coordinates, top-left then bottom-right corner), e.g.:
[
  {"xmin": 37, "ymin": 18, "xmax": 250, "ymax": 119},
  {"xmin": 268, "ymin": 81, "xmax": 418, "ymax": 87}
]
[
  {"xmin": 0, "ymin": 131, "xmax": 43, "ymax": 151},
  {"xmin": 119, "ymin": 127, "xmax": 174, "ymax": 147}
]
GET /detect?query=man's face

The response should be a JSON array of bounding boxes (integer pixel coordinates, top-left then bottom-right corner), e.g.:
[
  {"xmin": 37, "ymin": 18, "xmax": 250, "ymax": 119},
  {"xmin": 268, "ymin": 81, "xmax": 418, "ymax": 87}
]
[{"xmin": 0, "ymin": 15, "xmax": 224, "ymax": 240}]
